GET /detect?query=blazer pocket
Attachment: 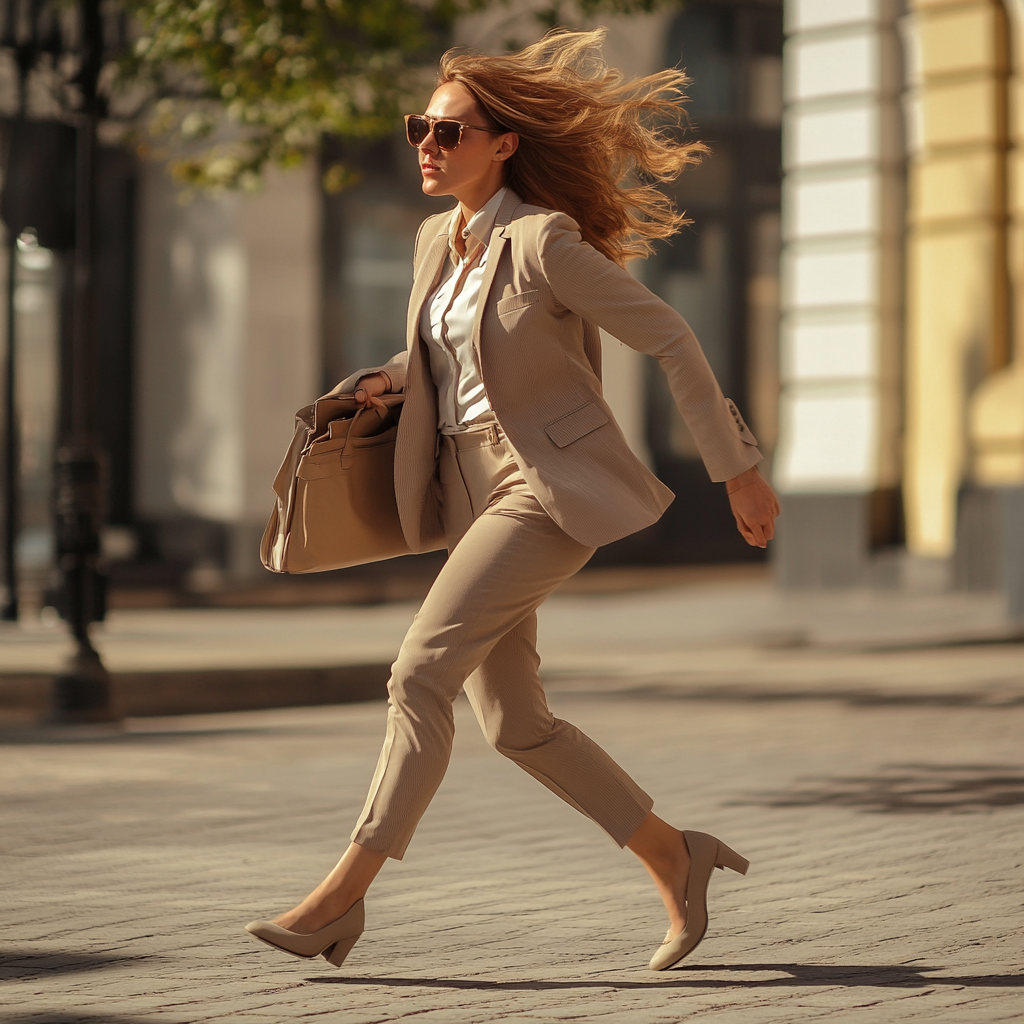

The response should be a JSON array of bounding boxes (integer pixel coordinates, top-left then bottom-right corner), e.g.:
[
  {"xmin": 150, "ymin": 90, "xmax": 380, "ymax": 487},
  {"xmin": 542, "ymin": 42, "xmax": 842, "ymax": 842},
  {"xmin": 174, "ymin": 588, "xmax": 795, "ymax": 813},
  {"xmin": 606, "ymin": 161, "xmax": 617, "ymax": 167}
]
[
  {"xmin": 496, "ymin": 289, "xmax": 540, "ymax": 317},
  {"xmin": 544, "ymin": 402, "xmax": 610, "ymax": 448}
]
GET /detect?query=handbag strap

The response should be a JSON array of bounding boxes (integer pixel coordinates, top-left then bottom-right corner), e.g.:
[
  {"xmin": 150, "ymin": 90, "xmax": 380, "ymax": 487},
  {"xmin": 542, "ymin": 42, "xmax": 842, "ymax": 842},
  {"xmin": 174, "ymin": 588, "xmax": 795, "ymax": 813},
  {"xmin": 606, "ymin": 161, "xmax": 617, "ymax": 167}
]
[
  {"xmin": 340, "ymin": 405, "xmax": 393, "ymax": 469},
  {"xmin": 339, "ymin": 407, "xmax": 365, "ymax": 471}
]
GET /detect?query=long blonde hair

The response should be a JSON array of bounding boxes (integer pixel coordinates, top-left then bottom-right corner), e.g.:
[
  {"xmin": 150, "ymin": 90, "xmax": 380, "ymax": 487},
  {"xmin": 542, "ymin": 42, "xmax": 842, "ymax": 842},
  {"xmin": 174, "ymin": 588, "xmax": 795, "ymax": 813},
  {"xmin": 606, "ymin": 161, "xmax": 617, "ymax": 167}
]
[{"xmin": 438, "ymin": 29, "xmax": 706, "ymax": 265}]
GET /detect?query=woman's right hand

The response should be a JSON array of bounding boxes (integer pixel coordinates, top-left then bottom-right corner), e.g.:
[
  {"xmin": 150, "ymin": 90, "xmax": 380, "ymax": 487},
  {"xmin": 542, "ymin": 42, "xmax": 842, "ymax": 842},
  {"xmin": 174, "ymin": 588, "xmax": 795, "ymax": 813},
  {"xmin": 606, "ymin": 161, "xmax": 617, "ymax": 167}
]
[
  {"xmin": 353, "ymin": 373, "xmax": 388, "ymax": 412},
  {"xmin": 725, "ymin": 466, "xmax": 780, "ymax": 548}
]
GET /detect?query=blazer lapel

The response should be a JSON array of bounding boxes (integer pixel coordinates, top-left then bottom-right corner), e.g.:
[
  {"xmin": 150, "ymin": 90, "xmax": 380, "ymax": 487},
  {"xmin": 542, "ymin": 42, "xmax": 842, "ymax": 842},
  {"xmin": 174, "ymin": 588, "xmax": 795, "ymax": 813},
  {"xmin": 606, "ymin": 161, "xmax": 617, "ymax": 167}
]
[
  {"xmin": 396, "ymin": 223, "xmax": 448, "ymax": 548},
  {"xmin": 406, "ymin": 225, "xmax": 451, "ymax": 351},
  {"xmin": 402, "ymin": 220, "xmax": 448, "ymax": 448},
  {"xmin": 471, "ymin": 189, "xmax": 522, "ymax": 360}
]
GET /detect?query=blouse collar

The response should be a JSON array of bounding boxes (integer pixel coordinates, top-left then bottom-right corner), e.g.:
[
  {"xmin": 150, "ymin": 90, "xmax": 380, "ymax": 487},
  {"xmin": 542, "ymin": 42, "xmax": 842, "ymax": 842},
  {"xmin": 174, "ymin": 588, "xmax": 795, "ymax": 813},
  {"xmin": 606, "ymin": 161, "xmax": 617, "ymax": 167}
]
[{"xmin": 448, "ymin": 187, "xmax": 507, "ymax": 266}]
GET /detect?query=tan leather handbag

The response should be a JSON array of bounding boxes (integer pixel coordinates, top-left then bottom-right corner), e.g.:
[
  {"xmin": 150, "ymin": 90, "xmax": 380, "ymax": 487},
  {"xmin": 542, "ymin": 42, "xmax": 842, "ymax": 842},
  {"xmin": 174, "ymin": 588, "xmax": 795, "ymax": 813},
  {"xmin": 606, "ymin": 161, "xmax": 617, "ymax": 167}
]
[{"xmin": 260, "ymin": 387, "xmax": 410, "ymax": 573}]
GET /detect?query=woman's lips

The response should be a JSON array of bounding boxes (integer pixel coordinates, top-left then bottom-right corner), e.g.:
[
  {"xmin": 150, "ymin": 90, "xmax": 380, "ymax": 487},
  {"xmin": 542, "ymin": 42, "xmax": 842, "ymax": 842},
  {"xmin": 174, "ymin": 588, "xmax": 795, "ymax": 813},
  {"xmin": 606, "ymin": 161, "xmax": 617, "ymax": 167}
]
[{"xmin": 421, "ymin": 162, "xmax": 442, "ymax": 175}]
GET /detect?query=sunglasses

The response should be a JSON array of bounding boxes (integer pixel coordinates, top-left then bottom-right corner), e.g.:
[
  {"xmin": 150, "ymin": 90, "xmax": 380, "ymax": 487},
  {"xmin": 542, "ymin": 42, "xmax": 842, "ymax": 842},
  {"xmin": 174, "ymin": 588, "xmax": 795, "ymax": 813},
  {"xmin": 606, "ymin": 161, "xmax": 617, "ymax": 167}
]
[{"xmin": 405, "ymin": 114, "xmax": 504, "ymax": 151}]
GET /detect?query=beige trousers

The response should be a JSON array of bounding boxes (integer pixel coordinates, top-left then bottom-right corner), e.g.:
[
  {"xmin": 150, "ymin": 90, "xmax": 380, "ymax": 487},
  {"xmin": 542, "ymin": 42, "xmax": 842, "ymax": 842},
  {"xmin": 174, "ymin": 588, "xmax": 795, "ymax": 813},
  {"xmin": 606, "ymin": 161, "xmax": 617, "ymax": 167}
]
[{"xmin": 351, "ymin": 423, "xmax": 654, "ymax": 859}]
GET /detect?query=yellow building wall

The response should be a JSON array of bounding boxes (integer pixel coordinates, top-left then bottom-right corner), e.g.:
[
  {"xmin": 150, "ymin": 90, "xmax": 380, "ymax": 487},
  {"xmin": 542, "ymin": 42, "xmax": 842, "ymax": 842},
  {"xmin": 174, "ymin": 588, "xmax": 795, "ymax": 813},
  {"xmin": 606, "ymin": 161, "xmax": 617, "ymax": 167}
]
[
  {"xmin": 904, "ymin": 0, "xmax": 1010, "ymax": 556},
  {"xmin": 970, "ymin": 0, "xmax": 1024, "ymax": 486}
]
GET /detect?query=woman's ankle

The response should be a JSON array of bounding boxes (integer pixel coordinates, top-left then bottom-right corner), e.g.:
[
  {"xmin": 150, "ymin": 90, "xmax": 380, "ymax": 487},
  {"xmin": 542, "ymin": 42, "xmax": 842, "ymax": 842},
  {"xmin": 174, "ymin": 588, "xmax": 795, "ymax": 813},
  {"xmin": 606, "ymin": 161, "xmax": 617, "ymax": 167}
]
[{"xmin": 628, "ymin": 814, "xmax": 690, "ymax": 879}]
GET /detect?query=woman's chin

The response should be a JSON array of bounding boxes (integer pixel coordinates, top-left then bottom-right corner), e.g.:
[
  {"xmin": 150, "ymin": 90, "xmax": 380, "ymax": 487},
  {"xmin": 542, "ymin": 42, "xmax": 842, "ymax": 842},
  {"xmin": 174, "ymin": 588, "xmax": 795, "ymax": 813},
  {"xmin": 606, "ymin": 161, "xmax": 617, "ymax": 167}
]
[{"xmin": 421, "ymin": 176, "xmax": 450, "ymax": 197}]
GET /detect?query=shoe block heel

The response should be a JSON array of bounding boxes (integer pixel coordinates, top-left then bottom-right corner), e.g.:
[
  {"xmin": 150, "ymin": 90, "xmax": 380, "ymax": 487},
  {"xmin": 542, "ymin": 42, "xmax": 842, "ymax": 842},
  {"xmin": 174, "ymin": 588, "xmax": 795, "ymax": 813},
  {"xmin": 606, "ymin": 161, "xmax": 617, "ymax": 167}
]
[
  {"xmin": 323, "ymin": 935, "xmax": 359, "ymax": 968},
  {"xmin": 714, "ymin": 841, "xmax": 750, "ymax": 875}
]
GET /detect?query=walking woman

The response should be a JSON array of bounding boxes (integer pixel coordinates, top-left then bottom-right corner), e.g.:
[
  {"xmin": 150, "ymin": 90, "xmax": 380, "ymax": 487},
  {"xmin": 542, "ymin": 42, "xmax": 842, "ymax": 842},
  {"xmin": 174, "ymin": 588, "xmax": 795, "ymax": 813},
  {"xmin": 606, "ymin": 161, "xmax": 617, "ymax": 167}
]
[{"xmin": 246, "ymin": 29, "xmax": 780, "ymax": 972}]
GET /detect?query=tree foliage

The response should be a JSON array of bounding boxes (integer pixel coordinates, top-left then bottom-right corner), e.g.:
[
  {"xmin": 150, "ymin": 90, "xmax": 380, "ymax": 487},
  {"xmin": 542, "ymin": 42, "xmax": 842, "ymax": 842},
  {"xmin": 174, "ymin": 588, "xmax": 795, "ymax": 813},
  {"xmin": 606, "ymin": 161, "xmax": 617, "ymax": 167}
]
[{"xmin": 116, "ymin": 0, "xmax": 664, "ymax": 191}]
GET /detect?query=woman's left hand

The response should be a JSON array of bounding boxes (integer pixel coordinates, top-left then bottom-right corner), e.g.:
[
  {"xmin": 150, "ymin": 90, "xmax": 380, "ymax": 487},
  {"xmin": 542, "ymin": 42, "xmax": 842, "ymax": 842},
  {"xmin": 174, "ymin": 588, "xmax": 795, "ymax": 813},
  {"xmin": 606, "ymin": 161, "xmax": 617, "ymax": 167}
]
[
  {"xmin": 726, "ymin": 466, "xmax": 780, "ymax": 548},
  {"xmin": 352, "ymin": 372, "xmax": 389, "ymax": 413}
]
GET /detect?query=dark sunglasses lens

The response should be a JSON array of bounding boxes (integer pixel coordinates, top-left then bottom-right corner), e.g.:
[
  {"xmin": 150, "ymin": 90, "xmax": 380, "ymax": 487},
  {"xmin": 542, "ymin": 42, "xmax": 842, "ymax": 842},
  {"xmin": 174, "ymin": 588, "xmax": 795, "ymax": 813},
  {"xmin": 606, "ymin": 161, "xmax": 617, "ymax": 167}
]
[
  {"xmin": 406, "ymin": 116, "xmax": 429, "ymax": 146},
  {"xmin": 433, "ymin": 121, "xmax": 462, "ymax": 149}
]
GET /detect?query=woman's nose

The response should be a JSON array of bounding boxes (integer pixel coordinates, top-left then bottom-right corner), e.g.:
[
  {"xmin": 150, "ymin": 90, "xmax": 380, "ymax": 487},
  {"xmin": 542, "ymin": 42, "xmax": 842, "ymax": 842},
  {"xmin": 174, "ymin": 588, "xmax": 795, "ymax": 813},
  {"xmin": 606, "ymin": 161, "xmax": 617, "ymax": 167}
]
[{"xmin": 418, "ymin": 131, "xmax": 439, "ymax": 154}]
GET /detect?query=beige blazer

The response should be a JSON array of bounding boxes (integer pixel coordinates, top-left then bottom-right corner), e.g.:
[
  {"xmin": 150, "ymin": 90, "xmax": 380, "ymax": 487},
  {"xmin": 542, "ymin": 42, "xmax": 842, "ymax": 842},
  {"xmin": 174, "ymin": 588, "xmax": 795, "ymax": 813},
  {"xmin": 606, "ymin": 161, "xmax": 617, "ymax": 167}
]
[{"xmin": 338, "ymin": 189, "xmax": 762, "ymax": 552}]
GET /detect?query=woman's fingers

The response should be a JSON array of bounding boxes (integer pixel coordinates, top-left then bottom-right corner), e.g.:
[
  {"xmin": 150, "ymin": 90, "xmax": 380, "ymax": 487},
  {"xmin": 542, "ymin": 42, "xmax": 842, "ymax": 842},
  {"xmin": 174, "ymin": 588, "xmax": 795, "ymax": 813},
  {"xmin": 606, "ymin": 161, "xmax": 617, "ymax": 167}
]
[
  {"xmin": 353, "ymin": 387, "xmax": 385, "ymax": 411},
  {"xmin": 732, "ymin": 506, "xmax": 758, "ymax": 546},
  {"xmin": 353, "ymin": 373, "xmax": 388, "ymax": 410},
  {"xmin": 735, "ymin": 512, "xmax": 766, "ymax": 548},
  {"xmin": 734, "ymin": 515, "xmax": 753, "ymax": 546}
]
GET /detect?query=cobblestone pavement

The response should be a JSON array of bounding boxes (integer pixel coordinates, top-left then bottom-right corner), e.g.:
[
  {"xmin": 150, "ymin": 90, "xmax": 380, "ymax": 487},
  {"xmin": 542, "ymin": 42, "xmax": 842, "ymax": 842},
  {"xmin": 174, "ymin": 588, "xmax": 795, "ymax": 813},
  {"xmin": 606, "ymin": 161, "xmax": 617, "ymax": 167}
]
[{"xmin": 3, "ymin": 642, "xmax": 1023, "ymax": 1024}]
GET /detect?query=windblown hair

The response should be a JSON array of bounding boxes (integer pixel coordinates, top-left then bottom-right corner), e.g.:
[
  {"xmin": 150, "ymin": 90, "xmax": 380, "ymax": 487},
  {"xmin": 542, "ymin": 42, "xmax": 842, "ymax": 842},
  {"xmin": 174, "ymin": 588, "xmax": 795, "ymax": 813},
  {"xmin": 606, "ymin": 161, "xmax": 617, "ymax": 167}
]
[{"xmin": 438, "ymin": 28, "xmax": 706, "ymax": 265}]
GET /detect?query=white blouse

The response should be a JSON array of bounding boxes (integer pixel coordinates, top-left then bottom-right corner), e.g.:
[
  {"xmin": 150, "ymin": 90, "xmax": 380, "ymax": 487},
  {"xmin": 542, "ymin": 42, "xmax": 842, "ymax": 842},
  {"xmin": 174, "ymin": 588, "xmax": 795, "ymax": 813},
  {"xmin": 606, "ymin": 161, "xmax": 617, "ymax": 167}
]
[{"xmin": 419, "ymin": 187, "xmax": 506, "ymax": 433}]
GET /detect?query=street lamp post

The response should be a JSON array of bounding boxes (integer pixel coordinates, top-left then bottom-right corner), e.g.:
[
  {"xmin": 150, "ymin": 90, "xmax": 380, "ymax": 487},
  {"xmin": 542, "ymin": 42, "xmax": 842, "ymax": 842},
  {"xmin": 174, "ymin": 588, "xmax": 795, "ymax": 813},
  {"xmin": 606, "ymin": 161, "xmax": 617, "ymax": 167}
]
[
  {"xmin": 52, "ymin": 0, "xmax": 115, "ymax": 721},
  {"xmin": 2, "ymin": 168, "xmax": 19, "ymax": 623},
  {"xmin": 0, "ymin": 0, "xmax": 115, "ymax": 721},
  {"xmin": 0, "ymin": 0, "xmax": 50, "ymax": 622}
]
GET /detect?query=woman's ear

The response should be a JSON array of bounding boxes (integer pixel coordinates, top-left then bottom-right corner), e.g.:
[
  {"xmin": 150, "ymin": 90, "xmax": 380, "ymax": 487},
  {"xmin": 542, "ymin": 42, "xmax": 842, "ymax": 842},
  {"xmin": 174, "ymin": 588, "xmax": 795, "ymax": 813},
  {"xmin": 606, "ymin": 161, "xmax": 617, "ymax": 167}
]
[{"xmin": 495, "ymin": 133, "xmax": 519, "ymax": 163}]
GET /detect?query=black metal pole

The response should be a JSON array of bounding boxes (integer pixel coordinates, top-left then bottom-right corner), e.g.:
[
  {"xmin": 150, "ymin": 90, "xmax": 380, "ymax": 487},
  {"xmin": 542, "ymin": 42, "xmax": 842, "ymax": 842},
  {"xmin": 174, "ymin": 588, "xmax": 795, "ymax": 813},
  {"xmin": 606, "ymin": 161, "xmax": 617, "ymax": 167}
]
[
  {"xmin": 51, "ymin": 0, "xmax": 113, "ymax": 722},
  {"xmin": 1, "ymin": 224, "xmax": 18, "ymax": 621},
  {"xmin": 1, "ymin": 24, "xmax": 32, "ymax": 623}
]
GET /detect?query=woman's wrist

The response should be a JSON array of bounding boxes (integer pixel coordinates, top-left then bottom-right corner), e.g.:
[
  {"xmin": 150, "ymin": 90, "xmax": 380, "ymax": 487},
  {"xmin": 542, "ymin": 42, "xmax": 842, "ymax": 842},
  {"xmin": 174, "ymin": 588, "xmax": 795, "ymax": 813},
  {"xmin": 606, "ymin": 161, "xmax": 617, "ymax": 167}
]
[{"xmin": 726, "ymin": 466, "xmax": 761, "ymax": 495}]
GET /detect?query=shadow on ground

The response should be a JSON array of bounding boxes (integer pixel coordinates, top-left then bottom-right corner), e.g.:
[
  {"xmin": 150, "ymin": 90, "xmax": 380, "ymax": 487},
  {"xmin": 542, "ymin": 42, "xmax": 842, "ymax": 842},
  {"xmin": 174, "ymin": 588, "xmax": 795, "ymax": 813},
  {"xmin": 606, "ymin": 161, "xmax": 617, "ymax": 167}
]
[
  {"xmin": 0, "ymin": 949, "xmax": 158, "ymax": 979},
  {"xmin": 550, "ymin": 680, "xmax": 1024, "ymax": 709},
  {"xmin": 308, "ymin": 962, "xmax": 1024, "ymax": 990},
  {"xmin": 1, "ymin": 1018, "xmax": 165, "ymax": 1024},
  {"xmin": 732, "ymin": 763, "xmax": 1024, "ymax": 812}
]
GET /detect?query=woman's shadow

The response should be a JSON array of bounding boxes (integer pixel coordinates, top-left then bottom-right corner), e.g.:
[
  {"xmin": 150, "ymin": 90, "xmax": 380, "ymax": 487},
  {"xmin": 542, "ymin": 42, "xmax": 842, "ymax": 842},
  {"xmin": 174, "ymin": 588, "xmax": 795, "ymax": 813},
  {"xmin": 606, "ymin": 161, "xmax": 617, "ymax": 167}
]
[{"xmin": 308, "ymin": 962, "xmax": 1023, "ymax": 990}]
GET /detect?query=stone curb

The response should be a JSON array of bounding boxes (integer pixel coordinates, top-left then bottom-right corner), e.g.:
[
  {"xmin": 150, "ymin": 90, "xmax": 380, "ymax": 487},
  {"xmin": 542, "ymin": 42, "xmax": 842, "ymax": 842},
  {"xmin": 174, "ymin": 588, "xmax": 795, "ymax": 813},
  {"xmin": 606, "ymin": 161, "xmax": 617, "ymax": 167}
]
[{"xmin": 0, "ymin": 663, "xmax": 391, "ymax": 727}]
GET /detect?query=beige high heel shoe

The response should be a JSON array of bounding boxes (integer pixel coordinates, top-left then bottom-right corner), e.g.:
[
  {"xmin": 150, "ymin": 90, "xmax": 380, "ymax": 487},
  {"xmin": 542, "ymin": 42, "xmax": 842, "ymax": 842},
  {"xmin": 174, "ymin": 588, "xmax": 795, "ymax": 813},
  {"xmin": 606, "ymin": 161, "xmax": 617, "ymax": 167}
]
[
  {"xmin": 245, "ymin": 899, "xmax": 365, "ymax": 968},
  {"xmin": 648, "ymin": 830, "xmax": 749, "ymax": 971}
]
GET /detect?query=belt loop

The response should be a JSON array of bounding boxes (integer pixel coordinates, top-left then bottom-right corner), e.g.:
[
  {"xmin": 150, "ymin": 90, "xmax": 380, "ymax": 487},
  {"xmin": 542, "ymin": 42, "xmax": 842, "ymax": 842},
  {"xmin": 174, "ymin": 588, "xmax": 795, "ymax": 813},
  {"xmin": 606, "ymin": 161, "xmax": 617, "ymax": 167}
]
[{"xmin": 488, "ymin": 424, "xmax": 499, "ymax": 446}]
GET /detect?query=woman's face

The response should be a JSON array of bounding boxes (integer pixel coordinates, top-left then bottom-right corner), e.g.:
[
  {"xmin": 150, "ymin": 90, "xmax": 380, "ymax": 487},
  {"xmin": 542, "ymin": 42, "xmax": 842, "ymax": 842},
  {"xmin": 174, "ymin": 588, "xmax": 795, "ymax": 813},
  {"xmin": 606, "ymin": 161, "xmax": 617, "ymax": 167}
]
[{"xmin": 415, "ymin": 82, "xmax": 516, "ymax": 204}]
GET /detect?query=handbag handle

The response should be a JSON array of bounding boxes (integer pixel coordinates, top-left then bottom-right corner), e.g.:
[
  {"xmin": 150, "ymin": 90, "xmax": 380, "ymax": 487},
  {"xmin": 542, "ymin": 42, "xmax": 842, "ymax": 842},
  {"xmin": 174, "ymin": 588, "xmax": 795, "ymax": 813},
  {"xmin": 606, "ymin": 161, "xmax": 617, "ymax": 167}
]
[
  {"xmin": 340, "ymin": 405, "xmax": 390, "ymax": 470},
  {"xmin": 339, "ymin": 407, "xmax": 363, "ymax": 472}
]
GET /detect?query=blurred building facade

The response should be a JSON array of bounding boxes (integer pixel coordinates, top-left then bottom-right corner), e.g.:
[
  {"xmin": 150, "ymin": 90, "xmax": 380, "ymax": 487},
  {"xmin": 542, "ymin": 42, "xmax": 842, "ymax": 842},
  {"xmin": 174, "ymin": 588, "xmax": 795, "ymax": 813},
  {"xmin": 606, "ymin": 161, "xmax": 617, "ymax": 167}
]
[
  {"xmin": 0, "ymin": 0, "xmax": 1021, "ymax": 617},
  {"xmin": 775, "ymin": 0, "xmax": 1024, "ymax": 618}
]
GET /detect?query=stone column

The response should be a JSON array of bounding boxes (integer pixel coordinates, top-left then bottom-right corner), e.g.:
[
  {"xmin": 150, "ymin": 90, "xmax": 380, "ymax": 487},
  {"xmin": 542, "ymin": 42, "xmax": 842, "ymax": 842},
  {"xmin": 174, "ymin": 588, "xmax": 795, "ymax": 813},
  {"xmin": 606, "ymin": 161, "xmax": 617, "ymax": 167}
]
[
  {"xmin": 903, "ymin": 0, "xmax": 1011, "ymax": 577},
  {"xmin": 961, "ymin": 0, "xmax": 1024, "ymax": 619},
  {"xmin": 775, "ymin": 0, "xmax": 905, "ymax": 586}
]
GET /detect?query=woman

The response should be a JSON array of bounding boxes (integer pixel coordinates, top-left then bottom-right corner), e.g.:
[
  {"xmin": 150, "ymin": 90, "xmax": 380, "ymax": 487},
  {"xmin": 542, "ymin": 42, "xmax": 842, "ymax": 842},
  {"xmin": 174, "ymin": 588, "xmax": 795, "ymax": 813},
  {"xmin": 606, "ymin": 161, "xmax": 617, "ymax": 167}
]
[{"xmin": 246, "ymin": 29, "xmax": 780, "ymax": 973}]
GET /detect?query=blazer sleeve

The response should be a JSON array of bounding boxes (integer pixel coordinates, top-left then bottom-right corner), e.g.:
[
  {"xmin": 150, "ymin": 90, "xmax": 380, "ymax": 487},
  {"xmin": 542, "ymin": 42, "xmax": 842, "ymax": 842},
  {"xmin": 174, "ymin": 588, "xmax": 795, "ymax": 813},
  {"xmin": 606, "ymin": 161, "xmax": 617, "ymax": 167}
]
[{"xmin": 537, "ymin": 213, "xmax": 762, "ymax": 482}]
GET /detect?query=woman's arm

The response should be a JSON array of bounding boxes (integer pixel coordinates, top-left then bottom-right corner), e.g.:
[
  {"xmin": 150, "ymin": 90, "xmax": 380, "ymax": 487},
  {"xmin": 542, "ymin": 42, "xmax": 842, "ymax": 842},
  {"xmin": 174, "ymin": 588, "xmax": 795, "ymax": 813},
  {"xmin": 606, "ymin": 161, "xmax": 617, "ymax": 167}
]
[
  {"xmin": 537, "ymin": 213, "xmax": 759, "ymax": 482},
  {"xmin": 537, "ymin": 213, "xmax": 779, "ymax": 546},
  {"xmin": 332, "ymin": 351, "xmax": 409, "ymax": 403}
]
